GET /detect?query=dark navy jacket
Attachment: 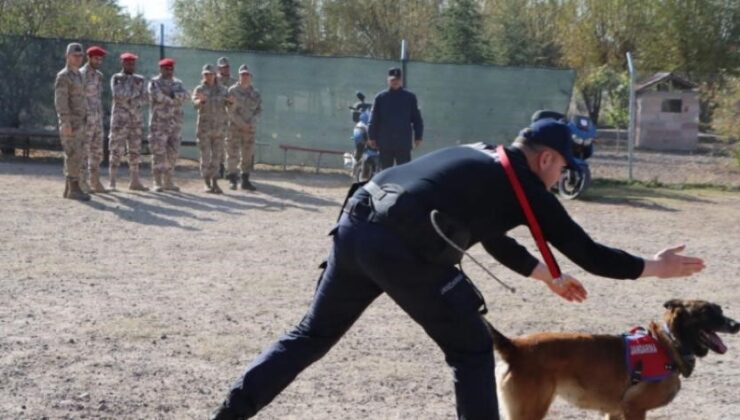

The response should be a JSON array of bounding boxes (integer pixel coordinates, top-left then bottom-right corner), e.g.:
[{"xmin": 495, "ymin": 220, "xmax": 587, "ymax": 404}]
[
  {"xmin": 367, "ymin": 88, "xmax": 423, "ymax": 151},
  {"xmin": 355, "ymin": 144, "xmax": 644, "ymax": 279}
]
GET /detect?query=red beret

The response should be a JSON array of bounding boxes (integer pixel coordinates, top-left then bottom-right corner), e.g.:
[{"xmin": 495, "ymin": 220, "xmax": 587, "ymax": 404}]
[
  {"xmin": 159, "ymin": 58, "xmax": 175, "ymax": 67},
  {"xmin": 120, "ymin": 52, "xmax": 138, "ymax": 61},
  {"xmin": 86, "ymin": 46, "xmax": 107, "ymax": 57}
]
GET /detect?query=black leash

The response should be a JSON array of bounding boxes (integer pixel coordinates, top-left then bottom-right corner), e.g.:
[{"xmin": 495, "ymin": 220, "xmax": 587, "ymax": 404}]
[{"xmin": 429, "ymin": 209, "xmax": 517, "ymax": 295}]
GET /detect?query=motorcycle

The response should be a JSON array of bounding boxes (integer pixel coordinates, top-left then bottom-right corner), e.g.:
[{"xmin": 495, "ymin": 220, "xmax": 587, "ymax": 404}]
[
  {"xmin": 344, "ymin": 92, "xmax": 380, "ymax": 182},
  {"xmin": 559, "ymin": 115, "xmax": 596, "ymax": 199},
  {"xmin": 531, "ymin": 110, "xmax": 596, "ymax": 199}
]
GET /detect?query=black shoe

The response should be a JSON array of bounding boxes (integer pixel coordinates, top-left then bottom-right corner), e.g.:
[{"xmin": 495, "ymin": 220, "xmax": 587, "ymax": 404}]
[
  {"xmin": 210, "ymin": 403, "xmax": 241, "ymax": 420},
  {"xmin": 227, "ymin": 173, "xmax": 238, "ymax": 190},
  {"xmin": 241, "ymin": 173, "xmax": 256, "ymax": 191}
]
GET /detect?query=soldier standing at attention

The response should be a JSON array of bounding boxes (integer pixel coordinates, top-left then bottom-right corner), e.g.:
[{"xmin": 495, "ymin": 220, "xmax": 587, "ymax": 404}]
[
  {"xmin": 109, "ymin": 52, "xmax": 148, "ymax": 191},
  {"xmin": 79, "ymin": 45, "xmax": 107, "ymax": 193},
  {"xmin": 148, "ymin": 58, "xmax": 190, "ymax": 192},
  {"xmin": 226, "ymin": 64, "xmax": 261, "ymax": 191},
  {"xmin": 193, "ymin": 64, "xmax": 233, "ymax": 194},
  {"xmin": 216, "ymin": 56, "xmax": 235, "ymax": 179},
  {"xmin": 54, "ymin": 42, "xmax": 90, "ymax": 201}
]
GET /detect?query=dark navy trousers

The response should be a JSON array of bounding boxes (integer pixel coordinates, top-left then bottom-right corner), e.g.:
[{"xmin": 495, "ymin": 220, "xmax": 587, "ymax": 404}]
[
  {"xmin": 220, "ymin": 212, "xmax": 498, "ymax": 420},
  {"xmin": 379, "ymin": 149, "xmax": 411, "ymax": 169}
]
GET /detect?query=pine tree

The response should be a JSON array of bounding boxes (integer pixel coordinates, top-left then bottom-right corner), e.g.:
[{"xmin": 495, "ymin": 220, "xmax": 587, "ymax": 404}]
[
  {"xmin": 433, "ymin": 0, "xmax": 489, "ymax": 64},
  {"xmin": 280, "ymin": 0, "xmax": 303, "ymax": 52}
]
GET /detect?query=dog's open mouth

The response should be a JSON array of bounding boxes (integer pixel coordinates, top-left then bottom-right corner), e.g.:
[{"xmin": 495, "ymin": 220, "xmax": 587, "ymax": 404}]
[{"xmin": 700, "ymin": 330, "xmax": 727, "ymax": 354}]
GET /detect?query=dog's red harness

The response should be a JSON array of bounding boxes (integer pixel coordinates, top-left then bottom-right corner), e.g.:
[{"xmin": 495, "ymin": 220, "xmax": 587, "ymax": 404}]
[{"xmin": 623, "ymin": 327, "xmax": 674, "ymax": 383}]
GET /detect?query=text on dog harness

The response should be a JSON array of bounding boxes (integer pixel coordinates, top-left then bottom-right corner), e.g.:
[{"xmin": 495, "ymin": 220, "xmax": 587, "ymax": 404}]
[{"xmin": 623, "ymin": 327, "xmax": 674, "ymax": 384}]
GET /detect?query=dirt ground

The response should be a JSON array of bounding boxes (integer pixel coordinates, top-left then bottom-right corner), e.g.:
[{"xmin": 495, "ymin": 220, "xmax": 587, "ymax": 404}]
[{"xmin": 1, "ymin": 152, "xmax": 739, "ymax": 420}]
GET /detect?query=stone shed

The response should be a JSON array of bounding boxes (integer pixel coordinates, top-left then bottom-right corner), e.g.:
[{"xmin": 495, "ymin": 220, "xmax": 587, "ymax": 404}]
[{"xmin": 635, "ymin": 72, "xmax": 699, "ymax": 151}]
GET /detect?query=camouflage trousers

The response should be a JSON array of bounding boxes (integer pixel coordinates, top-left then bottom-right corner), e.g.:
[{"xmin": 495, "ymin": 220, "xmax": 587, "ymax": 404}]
[
  {"xmin": 109, "ymin": 120, "xmax": 143, "ymax": 168},
  {"xmin": 197, "ymin": 129, "xmax": 224, "ymax": 178},
  {"xmin": 83, "ymin": 113, "xmax": 105, "ymax": 174},
  {"xmin": 60, "ymin": 121, "xmax": 85, "ymax": 180},
  {"xmin": 226, "ymin": 124, "xmax": 256, "ymax": 175},
  {"xmin": 149, "ymin": 127, "xmax": 181, "ymax": 176}
]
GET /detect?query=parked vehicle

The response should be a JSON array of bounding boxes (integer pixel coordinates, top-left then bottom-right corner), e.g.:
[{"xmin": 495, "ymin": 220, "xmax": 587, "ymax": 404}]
[{"xmin": 345, "ymin": 92, "xmax": 379, "ymax": 182}]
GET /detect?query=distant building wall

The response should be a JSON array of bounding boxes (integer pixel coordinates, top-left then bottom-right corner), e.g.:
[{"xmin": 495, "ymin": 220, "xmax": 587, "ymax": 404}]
[{"xmin": 636, "ymin": 91, "xmax": 699, "ymax": 151}]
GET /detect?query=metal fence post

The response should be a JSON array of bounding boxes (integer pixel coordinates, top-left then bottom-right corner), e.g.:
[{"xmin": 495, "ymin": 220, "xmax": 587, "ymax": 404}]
[{"xmin": 626, "ymin": 52, "xmax": 636, "ymax": 182}]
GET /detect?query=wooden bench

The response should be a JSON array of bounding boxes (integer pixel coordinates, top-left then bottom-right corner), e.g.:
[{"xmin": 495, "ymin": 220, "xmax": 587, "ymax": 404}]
[
  {"xmin": 279, "ymin": 144, "xmax": 344, "ymax": 173},
  {"xmin": 0, "ymin": 127, "xmax": 62, "ymax": 157}
]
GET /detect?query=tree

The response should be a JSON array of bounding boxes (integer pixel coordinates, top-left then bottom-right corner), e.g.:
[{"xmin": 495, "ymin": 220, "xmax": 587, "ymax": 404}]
[
  {"xmin": 232, "ymin": 0, "xmax": 290, "ymax": 51},
  {"xmin": 482, "ymin": 0, "xmax": 562, "ymax": 67},
  {"xmin": 713, "ymin": 77, "xmax": 740, "ymax": 141},
  {"xmin": 173, "ymin": 0, "xmax": 298, "ymax": 52},
  {"xmin": 280, "ymin": 0, "xmax": 303, "ymax": 52},
  {"xmin": 433, "ymin": 0, "xmax": 489, "ymax": 64},
  {"xmin": 0, "ymin": 0, "xmax": 154, "ymax": 129},
  {"xmin": 0, "ymin": 0, "xmax": 154, "ymax": 43}
]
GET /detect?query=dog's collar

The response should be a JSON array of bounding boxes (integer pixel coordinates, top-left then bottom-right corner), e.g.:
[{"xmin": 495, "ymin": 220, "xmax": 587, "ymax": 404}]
[{"xmin": 653, "ymin": 321, "xmax": 696, "ymax": 378}]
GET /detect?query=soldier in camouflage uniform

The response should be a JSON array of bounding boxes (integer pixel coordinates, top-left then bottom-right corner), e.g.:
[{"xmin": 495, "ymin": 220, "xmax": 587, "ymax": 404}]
[
  {"xmin": 226, "ymin": 64, "xmax": 262, "ymax": 191},
  {"xmin": 54, "ymin": 42, "xmax": 90, "ymax": 201},
  {"xmin": 109, "ymin": 52, "xmax": 148, "ymax": 191},
  {"xmin": 79, "ymin": 46, "xmax": 107, "ymax": 193},
  {"xmin": 192, "ymin": 64, "xmax": 233, "ymax": 194},
  {"xmin": 216, "ymin": 56, "xmax": 235, "ymax": 179},
  {"xmin": 148, "ymin": 58, "xmax": 190, "ymax": 192}
]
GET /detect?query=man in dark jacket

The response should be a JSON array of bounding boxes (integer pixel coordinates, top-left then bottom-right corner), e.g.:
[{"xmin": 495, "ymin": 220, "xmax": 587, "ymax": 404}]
[
  {"xmin": 367, "ymin": 67, "xmax": 423, "ymax": 169},
  {"xmin": 210, "ymin": 119, "xmax": 704, "ymax": 420}
]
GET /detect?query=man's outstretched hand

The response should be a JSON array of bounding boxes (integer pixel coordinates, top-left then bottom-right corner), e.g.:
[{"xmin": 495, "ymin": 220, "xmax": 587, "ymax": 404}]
[
  {"xmin": 544, "ymin": 273, "xmax": 588, "ymax": 303},
  {"xmin": 642, "ymin": 245, "xmax": 705, "ymax": 278}
]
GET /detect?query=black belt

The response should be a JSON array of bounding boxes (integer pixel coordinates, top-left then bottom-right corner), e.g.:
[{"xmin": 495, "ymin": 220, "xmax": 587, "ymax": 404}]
[{"xmin": 342, "ymin": 195, "xmax": 374, "ymax": 220}]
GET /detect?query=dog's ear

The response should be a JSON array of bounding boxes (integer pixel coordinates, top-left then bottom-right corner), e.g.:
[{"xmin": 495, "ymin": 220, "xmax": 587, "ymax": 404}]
[{"xmin": 664, "ymin": 299, "xmax": 685, "ymax": 310}]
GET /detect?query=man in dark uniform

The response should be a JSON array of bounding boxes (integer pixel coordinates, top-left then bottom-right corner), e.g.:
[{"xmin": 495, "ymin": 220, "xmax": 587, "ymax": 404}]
[
  {"xmin": 368, "ymin": 67, "xmax": 423, "ymax": 169},
  {"xmin": 210, "ymin": 119, "xmax": 705, "ymax": 420}
]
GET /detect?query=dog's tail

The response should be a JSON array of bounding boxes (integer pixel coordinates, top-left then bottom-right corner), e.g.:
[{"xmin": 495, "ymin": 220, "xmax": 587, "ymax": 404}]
[{"xmin": 488, "ymin": 322, "xmax": 517, "ymax": 362}]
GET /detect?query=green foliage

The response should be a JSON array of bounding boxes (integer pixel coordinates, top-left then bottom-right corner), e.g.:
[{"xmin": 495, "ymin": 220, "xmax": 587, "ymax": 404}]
[
  {"xmin": 233, "ymin": 0, "xmax": 290, "ymax": 51},
  {"xmin": 433, "ymin": 0, "xmax": 489, "ymax": 64},
  {"xmin": 0, "ymin": 0, "xmax": 154, "ymax": 43},
  {"xmin": 280, "ymin": 0, "xmax": 303, "ymax": 52},
  {"xmin": 601, "ymin": 72, "xmax": 630, "ymax": 128},
  {"xmin": 712, "ymin": 77, "xmax": 740, "ymax": 142},
  {"xmin": 173, "ymin": 0, "xmax": 302, "ymax": 52},
  {"xmin": 482, "ymin": 0, "xmax": 562, "ymax": 67}
]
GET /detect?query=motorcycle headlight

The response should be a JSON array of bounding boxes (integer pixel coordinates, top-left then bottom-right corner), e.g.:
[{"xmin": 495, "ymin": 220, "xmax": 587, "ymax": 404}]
[{"xmin": 572, "ymin": 134, "xmax": 584, "ymax": 145}]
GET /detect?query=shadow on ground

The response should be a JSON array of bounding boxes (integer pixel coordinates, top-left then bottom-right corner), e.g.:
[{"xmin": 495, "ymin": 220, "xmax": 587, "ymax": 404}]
[{"xmin": 579, "ymin": 179, "xmax": 714, "ymax": 212}]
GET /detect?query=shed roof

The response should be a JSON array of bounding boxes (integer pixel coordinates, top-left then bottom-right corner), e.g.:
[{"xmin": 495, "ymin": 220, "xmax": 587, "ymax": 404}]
[{"xmin": 636, "ymin": 72, "xmax": 697, "ymax": 94}]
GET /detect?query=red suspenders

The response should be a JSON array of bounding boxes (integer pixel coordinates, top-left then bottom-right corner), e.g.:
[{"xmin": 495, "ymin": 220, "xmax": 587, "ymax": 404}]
[{"xmin": 497, "ymin": 145, "xmax": 564, "ymax": 284}]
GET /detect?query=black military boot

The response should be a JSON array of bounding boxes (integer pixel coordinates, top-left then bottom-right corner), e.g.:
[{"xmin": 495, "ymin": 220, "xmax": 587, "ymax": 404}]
[
  {"xmin": 210, "ymin": 403, "xmax": 241, "ymax": 420},
  {"xmin": 66, "ymin": 178, "xmax": 91, "ymax": 201},
  {"xmin": 211, "ymin": 177, "xmax": 223, "ymax": 194},
  {"xmin": 241, "ymin": 173, "xmax": 256, "ymax": 191},
  {"xmin": 204, "ymin": 177, "xmax": 213, "ymax": 193},
  {"xmin": 227, "ymin": 173, "xmax": 238, "ymax": 190}
]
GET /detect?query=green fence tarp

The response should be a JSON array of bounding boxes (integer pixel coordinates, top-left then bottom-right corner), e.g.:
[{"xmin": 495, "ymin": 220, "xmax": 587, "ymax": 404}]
[{"xmin": 0, "ymin": 34, "xmax": 575, "ymax": 168}]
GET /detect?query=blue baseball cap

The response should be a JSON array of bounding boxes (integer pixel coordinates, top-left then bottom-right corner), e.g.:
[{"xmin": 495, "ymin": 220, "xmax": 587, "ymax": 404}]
[{"xmin": 519, "ymin": 119, "xmax": 577, "ymax": 169}]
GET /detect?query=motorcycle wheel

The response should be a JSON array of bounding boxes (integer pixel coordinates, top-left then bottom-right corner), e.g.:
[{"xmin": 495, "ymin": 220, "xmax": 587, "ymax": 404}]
[{"xmin": 558, "ymin": 165, "xmax": 591, "ymax": 200}]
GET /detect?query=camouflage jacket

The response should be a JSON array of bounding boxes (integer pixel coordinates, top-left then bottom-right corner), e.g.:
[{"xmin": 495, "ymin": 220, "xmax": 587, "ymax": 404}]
[
  {"xmin": 217, "ymin": 74, "xmax": 236, "ymax": 90},
  {"xmin": 54, "ymin": 66, "xmax": 87, "ymax": 128},
  {"xmin": 227, "ymin": 84, "xmax": 262, "ymax": 129},
  {"xmin": 80, "ymin": 63, "xmax": 104, "ymax": 119},
  {"xmin": 149, "ymin": 75, "xmax": 189, "ymax": 130},
  {"xmin": 110, "ymin": 72, "xmax": 147, "ymax": 124},
  {"xmin": 192, "ymin": 82, "xmax": 229, "ymax": 129}
]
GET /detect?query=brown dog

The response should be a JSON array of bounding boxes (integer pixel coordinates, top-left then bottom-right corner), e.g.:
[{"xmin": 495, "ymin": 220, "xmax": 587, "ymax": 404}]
[{"xmin": 492, "ymin": 300, "xmax": 739, "ymax": 420}]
